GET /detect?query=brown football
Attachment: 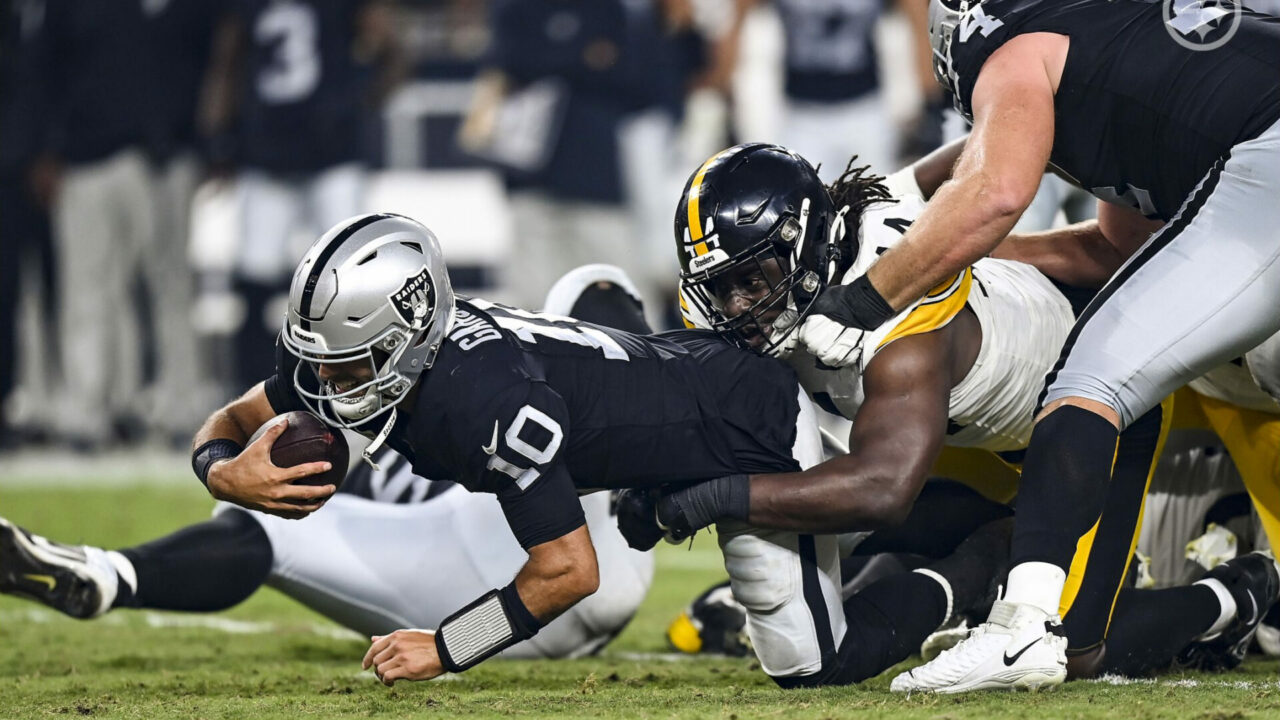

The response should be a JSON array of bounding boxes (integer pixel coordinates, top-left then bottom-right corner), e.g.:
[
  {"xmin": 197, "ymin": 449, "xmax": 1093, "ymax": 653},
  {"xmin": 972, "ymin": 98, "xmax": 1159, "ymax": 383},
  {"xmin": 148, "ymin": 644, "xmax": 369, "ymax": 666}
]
[{"xmin": 247, "ymin": 411, "xmax": 350, "ymax": 488}]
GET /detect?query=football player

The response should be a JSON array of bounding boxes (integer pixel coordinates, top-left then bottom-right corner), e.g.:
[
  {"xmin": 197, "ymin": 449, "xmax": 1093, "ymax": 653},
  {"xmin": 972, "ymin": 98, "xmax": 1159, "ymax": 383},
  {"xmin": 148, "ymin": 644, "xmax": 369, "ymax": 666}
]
[
  {"xmin": 653, "ymin": 143, "xmax": 1278, "ymax": 682},
  {"xmin": 0, "ymin": 268, "xmax": 655, "ymax": 660},
  {"xmin": 778, "ymin": 0, "xmax": 1280, "ymax": 692}
]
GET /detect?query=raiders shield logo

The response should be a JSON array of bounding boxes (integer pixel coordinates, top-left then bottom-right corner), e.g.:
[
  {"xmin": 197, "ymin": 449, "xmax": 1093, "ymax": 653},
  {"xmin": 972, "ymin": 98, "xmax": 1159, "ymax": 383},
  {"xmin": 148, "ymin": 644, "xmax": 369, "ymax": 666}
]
[{"xmin": 388, "ymin": 266, "xmax": 436, "ymax": 327}]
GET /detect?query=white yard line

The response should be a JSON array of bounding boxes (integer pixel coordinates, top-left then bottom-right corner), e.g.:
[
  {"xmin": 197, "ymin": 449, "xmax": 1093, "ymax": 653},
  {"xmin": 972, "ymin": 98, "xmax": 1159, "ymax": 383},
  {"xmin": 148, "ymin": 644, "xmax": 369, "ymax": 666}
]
[
  {"xmin": 0, "ymin": 607, "xmax": 359, "ymax": 640},
  {"xmin": 0, "ymin": 449, "xmax": 191, "ymax": 488}
]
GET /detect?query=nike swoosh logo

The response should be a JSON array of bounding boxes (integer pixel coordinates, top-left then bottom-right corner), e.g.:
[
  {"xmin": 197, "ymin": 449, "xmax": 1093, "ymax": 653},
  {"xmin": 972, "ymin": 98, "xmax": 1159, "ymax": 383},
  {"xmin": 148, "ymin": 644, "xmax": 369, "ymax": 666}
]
[
  {"xmin": 481, "ymin": 421, "xmax": 500, "ymax": 456},
  {"xmin": 23, "ymin": 574, "xmax": 56, "ymax": 591},
  {"xmin": 1003, "ymin": 637, "xmax": 1041, "ymax": 666}
]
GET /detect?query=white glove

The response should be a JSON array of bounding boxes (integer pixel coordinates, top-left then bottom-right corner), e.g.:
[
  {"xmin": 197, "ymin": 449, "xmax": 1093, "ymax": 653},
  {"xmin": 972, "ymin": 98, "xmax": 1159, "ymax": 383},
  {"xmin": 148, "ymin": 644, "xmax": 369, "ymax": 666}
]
[{"xmin": 796, "ymin": 313, "xmax": 867, "ymax": 368}]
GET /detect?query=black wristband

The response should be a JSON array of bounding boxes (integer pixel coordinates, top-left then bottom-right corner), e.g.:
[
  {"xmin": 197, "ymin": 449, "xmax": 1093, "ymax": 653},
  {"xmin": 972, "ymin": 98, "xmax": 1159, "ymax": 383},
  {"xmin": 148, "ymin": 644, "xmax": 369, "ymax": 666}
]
[
  {"xmin": 435, "ymin": 581, "xmax": 544, "ymax": 674},
  {"xmin": 192, "ymin": 439, "xmax": 243, "ymax": 489},
  {"xmin": 815, "ymin": 273, "xmax": 896, "ymax": 331}
]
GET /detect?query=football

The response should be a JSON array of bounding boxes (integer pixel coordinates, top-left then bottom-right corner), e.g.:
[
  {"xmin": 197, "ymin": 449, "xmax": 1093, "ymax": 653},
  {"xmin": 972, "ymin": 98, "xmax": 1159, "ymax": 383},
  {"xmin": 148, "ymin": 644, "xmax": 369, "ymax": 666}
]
[{"xmin": 247, "ymin": 411, "xmax": 350, "ymax": 488}]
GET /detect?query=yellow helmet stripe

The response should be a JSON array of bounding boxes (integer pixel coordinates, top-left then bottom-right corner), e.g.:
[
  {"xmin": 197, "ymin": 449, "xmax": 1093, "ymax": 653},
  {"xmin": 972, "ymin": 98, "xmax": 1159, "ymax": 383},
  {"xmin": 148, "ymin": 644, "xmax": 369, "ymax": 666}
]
[{"xmin": 686, "ymin": 149, "xmax": 734, "ymax": 245}]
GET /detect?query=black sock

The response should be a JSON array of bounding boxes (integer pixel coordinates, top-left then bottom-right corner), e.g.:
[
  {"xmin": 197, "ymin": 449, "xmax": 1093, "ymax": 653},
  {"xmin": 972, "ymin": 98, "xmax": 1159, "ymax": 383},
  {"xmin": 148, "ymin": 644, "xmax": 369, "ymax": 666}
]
[
  {"xmin": 116, "ymin": 510, "xmax": 273, "ymax": 612},
  {"xmin": 1099, "ymin": 585, "xmax": 1219, "ymax": 676},
  {"xmin": 1012, "ymin": 406, "xmax": 1119, "ymax": 570},
  {"xmin": 775, "ymin": 571, "xmax": 948, "ymax": 688},
  {"xmin": 926, "ymin": 516, "xmax": 1014, "ymax": 621},
  {"xmin": 1061, "ymin": 405, "xmax": 1165, "ymax": 652}
]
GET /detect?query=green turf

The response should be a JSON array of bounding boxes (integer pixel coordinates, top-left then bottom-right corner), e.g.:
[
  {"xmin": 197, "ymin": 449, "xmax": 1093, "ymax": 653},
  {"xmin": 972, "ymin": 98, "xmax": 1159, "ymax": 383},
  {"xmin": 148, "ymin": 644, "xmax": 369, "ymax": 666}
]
[{"xmin": 1, "ymin": 482, "xmax": 1278, "ymax": 719}]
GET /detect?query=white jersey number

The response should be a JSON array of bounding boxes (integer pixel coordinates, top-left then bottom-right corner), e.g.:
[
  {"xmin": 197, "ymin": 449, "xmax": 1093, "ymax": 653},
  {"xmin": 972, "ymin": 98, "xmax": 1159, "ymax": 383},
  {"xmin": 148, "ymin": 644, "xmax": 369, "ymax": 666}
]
[
  {"xmin": 486, "ymin": 405, "xmax": 565, "ymax": 491},
  {"xmin": 255, "ymin": 0, "xmax": 321, "ymax": 104}
]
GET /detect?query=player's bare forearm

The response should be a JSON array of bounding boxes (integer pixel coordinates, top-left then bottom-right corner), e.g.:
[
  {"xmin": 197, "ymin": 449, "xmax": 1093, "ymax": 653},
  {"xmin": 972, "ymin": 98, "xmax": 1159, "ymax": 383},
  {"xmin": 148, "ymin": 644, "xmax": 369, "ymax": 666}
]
[
  {"xmin": 191, "ymin": 382, "xmax": 276, "ymax": 450},
  {"xmin": 867, "ymin": 172, "xmax": 1027, "ymax": 309},
  {"xmin": 992, "ymin": 220, "xmax": 1123, "ymax": 289},
  {"xmin": 746, "ymin": 449, "xmax": 933, "ymax": 533},
  {"xmin": 513, "ymin": 525, "xmax": 599, "ymax": 623},
  {"xmin": 748, "ymin": 332, "xmax": 954, "ymax": 533},
  {"xmin": 867, "ymin": 35, "xmax": 1057, "ymax": 311}
]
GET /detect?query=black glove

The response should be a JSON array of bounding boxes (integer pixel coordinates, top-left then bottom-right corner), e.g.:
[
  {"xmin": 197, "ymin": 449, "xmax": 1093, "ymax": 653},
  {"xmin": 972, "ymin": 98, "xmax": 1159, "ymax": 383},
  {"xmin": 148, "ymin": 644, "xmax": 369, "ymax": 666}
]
[
  {"xmin": 614, "ymin": 488, "xmax": 666, "ymax": 551},
  {"xmin": 810, "ymin": 274, "xmax": 896, "ymax": 332}
]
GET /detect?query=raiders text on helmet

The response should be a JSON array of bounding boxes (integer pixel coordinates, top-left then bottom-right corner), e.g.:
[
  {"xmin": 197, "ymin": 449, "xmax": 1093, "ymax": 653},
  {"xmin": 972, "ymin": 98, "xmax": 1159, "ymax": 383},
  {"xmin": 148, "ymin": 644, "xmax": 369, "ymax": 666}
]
[{"xmin": 282, "ymin": 213, "xmax": 456, "ymax": 429}]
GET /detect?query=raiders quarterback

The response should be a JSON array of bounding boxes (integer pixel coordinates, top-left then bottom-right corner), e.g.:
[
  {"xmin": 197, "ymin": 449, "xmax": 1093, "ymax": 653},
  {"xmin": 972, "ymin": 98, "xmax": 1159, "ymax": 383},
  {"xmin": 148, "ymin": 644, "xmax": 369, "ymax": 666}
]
[
  {"xmin": 0, "ymin": 267, "xmax": 655, "ymax": 660},
  {"xmin": 659, "ymin": 142, "xmax": 1280, "ymax": 682},
  {"xmin": 790, "ymin": 0, "xmax": 1280, "ymax": 693}
]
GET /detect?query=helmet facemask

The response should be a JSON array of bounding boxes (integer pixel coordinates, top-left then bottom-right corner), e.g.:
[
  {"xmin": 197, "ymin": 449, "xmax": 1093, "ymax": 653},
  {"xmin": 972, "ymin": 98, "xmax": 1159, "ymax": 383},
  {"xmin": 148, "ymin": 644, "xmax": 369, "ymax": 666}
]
[
  {"xmin": 682, "ymin": 201, "xmax": 825, "ymax": 357},
  {"xmin": 283, "ymin": 321, "xmax": 426, "ymax": 430}
]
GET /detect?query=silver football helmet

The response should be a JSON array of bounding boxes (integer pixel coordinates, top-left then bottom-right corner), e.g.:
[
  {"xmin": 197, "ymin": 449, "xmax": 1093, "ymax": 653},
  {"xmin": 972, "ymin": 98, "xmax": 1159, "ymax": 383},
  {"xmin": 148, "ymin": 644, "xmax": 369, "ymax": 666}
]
[
  {"xmin": 928, "ymin": 0, "xmax": 970, "ymax": 100},
  {"xmin": 281, "ymin": 213, "xmax": 455, "ymax": 430}
]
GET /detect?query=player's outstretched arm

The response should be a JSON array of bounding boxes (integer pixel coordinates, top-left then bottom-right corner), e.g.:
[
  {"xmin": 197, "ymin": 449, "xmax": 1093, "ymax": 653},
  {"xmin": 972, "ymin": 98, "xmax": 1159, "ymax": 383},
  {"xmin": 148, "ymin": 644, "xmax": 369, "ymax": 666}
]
[
  {"xmin": 632, "ymin": 328, "xmax": 962, "ymax": 544},
  {"xmin": 745, "ymin": 331, "xmax": 956, "ymax": 533},
  {"xmin": 363, "ymin": 525, "xmax": 599, "ymax": 685},
  {"xmin": 814, "ymin": 34, "xmax": 1059, "ymax": 332},
  {"xmin": 192, "ymin": 382, "xmax": 336, "ymax": 519},
  {"xmin": 993, "ymin": 202, "xmax": 1165, "ymax": 289}
]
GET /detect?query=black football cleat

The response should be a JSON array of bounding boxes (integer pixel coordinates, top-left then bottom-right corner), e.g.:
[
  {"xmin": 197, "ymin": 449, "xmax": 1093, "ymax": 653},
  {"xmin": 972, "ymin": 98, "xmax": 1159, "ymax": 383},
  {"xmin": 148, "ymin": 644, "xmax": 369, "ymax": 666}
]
[
  {"xmin": 667, "ymin": 581, "xmax": 752, "ymax": 657},
  {"xmin": 1178, "ymin": 551, "xmax": 1280, "ymax": 671},
  {"xmin": 0, "ymin": 517, "xmax": 115, "ymax": 619}
]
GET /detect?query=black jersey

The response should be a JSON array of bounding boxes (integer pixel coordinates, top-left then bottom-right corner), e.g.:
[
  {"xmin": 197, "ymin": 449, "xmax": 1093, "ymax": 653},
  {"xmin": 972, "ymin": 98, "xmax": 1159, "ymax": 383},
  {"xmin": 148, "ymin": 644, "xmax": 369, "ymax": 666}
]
[
  {"xmin": 945, "ymin": 0, "xmax": 1280, "ymax": 220},
  {"xmin": 778, "ymin": 0, "xmax": 883, "ymax": 103},
  {"xmin": 236, "ymin": 0, "xmax": 368, "ymax": 174},
  {"xmin": 265, "ymin": 300, "xmax": 804, "ymax": 549}
]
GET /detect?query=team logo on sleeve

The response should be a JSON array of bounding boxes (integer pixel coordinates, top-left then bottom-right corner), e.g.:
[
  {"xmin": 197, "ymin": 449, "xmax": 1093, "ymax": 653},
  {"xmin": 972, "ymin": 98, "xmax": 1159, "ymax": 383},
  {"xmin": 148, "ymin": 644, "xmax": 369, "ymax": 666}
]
[{"xmin": 388, "ymin": 266, "xmax": 436, "ymax": 327}]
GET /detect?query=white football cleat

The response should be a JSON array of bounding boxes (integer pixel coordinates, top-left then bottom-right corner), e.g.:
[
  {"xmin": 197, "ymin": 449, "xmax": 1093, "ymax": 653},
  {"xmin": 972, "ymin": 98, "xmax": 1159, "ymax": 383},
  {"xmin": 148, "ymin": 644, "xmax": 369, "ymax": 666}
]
[{"xmin": 891, "ymin": 600, "xmax": 1067, "ymax": 694}]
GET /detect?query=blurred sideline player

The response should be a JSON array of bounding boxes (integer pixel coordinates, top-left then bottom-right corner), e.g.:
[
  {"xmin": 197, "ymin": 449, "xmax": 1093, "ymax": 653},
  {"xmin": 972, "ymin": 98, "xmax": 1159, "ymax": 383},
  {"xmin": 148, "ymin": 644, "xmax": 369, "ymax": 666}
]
[
  {"xmin": 201, "ymin": 0, "xmax": 403, "ymax": 387},
  {"xmin": 0, "ymin": 268, "xmax": 653, "ymax": 659},
  {"xmin": 657, "ymin": 143, "xmax": 1279, "ymax": 679}
]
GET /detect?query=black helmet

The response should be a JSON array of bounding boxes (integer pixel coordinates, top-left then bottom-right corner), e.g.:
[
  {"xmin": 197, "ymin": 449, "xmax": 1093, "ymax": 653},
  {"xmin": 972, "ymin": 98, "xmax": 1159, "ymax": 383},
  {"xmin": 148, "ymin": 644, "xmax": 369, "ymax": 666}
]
[{"xmin": 674, "ymin": 144, "xmax": 840, "ymax": 355}]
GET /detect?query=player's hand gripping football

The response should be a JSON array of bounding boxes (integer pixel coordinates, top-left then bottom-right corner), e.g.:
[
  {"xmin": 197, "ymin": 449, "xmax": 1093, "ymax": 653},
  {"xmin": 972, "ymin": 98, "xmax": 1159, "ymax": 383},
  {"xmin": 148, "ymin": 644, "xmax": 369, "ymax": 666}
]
[
  {"xmin": 205, "ymin": 420, "xmax": 337, "ymax": 520},
  {"xmin": 363, "ymin": 629, "xmax": 444, "ymax": 685}
]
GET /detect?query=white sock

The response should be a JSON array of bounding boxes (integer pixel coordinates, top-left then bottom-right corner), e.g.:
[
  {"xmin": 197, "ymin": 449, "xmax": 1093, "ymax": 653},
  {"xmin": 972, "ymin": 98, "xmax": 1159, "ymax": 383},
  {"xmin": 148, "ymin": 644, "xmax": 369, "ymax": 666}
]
[
  {"xmin": 1193, "ymin": 577, "xmax": 1237, "ymax": 640},
  {"xmin": 914, "ymin": 568, "xmax": 954, "ymax": 627},
  {"xmin": 106, "ymin": 550, "xmax": 138, "ymax": 596},
  {"xmin": 1002, "ymin": 562, "xmax": 1066, "ymax": 616}
]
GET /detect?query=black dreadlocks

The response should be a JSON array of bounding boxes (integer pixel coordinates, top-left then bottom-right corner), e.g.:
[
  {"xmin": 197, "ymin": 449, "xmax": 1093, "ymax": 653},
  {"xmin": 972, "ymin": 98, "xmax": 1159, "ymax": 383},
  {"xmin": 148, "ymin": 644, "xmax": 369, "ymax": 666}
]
[{"xmin": 821, "ymin": 155, "xmax": 897, "ymax": 273}]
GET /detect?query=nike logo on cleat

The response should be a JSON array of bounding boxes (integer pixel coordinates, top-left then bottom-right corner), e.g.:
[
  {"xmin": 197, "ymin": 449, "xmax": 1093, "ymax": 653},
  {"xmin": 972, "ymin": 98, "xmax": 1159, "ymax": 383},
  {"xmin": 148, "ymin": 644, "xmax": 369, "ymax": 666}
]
[
  {"xmin": 23, "ymin": 574, "xmax": 56, "ymax": 591},
  {"xmin": 1003, "ymin": 638, "xmax": 1041, "ymax": 666}
]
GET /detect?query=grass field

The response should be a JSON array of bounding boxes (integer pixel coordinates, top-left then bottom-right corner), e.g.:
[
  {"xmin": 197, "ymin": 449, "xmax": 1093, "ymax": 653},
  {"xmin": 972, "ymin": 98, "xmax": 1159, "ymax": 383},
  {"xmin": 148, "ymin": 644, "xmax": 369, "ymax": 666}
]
[{"xmin": 2, "ymin": 476, "xmax": 1279, "ymax": 719}]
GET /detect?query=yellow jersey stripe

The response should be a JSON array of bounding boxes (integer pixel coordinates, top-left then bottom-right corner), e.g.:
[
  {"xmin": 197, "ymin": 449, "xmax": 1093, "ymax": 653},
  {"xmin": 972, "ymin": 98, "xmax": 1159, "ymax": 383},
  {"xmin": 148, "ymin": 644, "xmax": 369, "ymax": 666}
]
[{"xmin": 876, "ymin": 268, "xmax": 973, "ymax": 349}]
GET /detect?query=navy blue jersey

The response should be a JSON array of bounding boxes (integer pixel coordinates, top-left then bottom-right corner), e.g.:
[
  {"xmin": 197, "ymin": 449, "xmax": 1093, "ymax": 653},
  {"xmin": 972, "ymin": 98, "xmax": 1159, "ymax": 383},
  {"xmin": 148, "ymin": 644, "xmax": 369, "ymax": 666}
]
[
  {"xmin": 235, "ymin": 0, "xmax": 368, "ymax": 174},
  {"xmin": 944, "ymin": 0, "xmax": 1280, "ymax": 220},
  {"xmin": 266, "ymin": 300, "xmax": 804, "ymax": 548},
  {"xmin": 778, "ymin": 0, "xmax": 883, "ymax": 102}
]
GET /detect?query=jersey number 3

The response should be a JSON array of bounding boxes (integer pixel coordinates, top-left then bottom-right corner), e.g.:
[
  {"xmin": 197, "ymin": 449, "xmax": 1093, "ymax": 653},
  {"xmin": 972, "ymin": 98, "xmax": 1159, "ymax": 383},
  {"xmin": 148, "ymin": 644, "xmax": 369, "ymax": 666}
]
[{"xmin": 485, "ymin": 405, "xmax": 564, "ymax": 491}]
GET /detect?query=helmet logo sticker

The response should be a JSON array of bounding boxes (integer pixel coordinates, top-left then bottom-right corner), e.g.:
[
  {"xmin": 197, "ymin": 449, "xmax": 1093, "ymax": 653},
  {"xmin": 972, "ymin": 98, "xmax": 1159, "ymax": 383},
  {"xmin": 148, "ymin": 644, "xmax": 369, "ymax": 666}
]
[
  {"xmin": 683, "ymin": 216, "xmax": 721, "ymax": 260},
  {"xmin": 388, "ymin": 266, "xmax": 436, "ymax": 327}
]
